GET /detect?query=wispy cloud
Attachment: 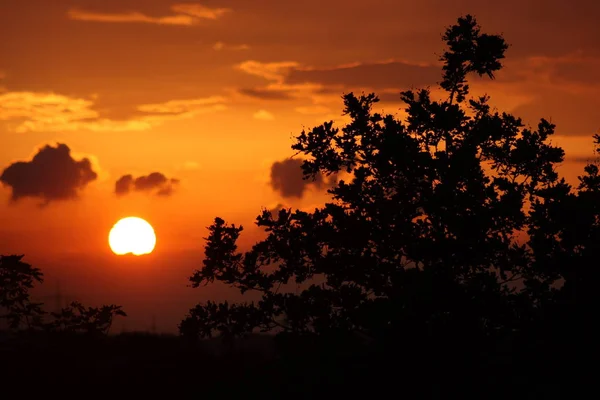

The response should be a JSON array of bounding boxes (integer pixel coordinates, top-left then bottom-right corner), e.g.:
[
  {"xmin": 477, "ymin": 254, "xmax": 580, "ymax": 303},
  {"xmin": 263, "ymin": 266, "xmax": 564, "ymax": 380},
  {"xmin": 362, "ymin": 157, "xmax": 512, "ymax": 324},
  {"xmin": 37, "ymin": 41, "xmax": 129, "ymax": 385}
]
[
  {"xmin": 171, "ymin": 4, "xmax": 230, "ymax": 20},
  {"xmin": 253, "ymin": 109, "xmax": 275, "ymax": 121},
  {"xmin": 236, "ymin": 61, "xmax": 300, "ymax": 82},
  {"xmin": 137, "ymin": 96, "xmax": 227, "ymax": 114},
  {"xmin": 68, "ymin": 3, "xmax": 231, "ymax": 26},
  {"xmin": 213, "ymin": 41, "xmax": 250, "ymax": 51},
  {"xmin": 0, "ymin": 92, "xmax": 227, "ymax": 133}
]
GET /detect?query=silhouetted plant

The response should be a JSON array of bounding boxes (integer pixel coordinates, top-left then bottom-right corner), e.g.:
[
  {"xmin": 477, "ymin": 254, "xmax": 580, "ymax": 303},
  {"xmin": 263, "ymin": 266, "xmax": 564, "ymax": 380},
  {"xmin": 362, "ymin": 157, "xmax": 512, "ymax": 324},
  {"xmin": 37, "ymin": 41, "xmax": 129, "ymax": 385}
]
[
  {"xmin": 180, "ymin": 15, "xmax": 598, "ymax": 348},
  {"xmin": 48, "ymin": 301, "xmax": 127, "ymax": 336},
  {"xmin": 0, "ymin": 254, "xmax": 45, "ymax": 330},
  {"xmin": 1, "ymin": 254, "xmax": 128, "ymax": 337}
]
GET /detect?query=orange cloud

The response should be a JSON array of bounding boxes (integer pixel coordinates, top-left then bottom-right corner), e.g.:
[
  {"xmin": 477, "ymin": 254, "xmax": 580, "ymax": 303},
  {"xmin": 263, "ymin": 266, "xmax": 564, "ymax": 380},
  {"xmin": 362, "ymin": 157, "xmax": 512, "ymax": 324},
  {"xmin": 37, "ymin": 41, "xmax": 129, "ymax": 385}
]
[
  {"xmin": 67, "ymin": 10, "xmax": 193, "ymax": 26},
  {"xmin": 170, "ymin": 4, "xmax": 231, "ymax": 20},
  {"xmin": 253, "ymin": 110, "xmax": 275, "ymax": 121},
  {"xmin": 68, "ymin": 3, "xmax": 231, "ymax": 26},
  {"xmin": 0, "ymin": 92, "xmax": 227, "ymax": 133},
  {"xmin": 177, "ymin": 161, "xmax": 201, "ymax": 171},
  {"xmin": 213, "ymin": 42, "xmax": 250, "ymax": 51},
  {"xmin": 137, "ymin": 96, "xmax": 227, "ymax": 115},
  {"xmin": 234, "ymin": 59, "xmax": 439, "ymax": 120},
  {"xmin": 236, "ymin": 61, "xmax": 300, "ymax": 82}
]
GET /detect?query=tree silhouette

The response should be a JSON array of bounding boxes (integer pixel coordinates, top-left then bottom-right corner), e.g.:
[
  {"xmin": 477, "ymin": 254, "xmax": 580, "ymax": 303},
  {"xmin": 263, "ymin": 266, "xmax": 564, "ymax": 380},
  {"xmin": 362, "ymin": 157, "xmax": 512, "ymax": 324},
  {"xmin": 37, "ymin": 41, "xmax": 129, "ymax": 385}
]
[
  {"xmin": 180, "ymin": 15, "xmax": 597, "ymax": 353},
  {"xmin": 47, "ymin": 301, "xmax": 127, "ymax": 336},
  {"xmin": 0, "ymin": 254, "xmax": 45, "ymax": 330},
  {"xmin": 0, "ymin": 254, "xmax": 127, "ymax": 336}
]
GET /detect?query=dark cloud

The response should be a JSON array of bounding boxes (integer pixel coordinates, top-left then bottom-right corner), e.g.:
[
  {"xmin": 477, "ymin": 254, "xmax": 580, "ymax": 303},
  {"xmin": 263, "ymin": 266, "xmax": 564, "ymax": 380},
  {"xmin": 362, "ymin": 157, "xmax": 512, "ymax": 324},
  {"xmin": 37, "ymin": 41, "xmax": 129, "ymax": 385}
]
[
  {"xmin": 285, "ymin": 61, "xmax": 441, "ymax": 90},
  {"xmin": 115, "ymin": 172, "xmax": 179, "ymax": 197},
  {"xmin": 270, "ymin": 158, "xmax": 327, "ymax": 198},
  {"xmin": 115, "ymin": 175, "xmax": 134, "ymax": 196},
  {"xmin": 0, "ymin": 143, "xmax": 97, "ymax": 204},
  {"xmin": 238, "ymin": 88, "xmax": 294, "ymax": 100}
]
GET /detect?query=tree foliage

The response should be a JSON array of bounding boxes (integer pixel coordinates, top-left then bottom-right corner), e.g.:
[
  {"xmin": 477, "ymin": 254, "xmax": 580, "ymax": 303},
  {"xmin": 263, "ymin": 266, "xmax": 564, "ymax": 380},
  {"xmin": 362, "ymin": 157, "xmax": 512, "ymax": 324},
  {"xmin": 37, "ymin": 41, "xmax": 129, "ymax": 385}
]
[
  {"xmin": 0, "ymin": 255, "xmax": 127, "ymax": 336},
  {"xmin": 180, "ymin": 15, "xmax": 599, "ymax": 345},
  {"xmin": 0, "ymin": 254, "xmax": 45, "ymax": 330},
  {"xmin": 47, "ymin": 301, "xmax": 127, "ymax": 336}
]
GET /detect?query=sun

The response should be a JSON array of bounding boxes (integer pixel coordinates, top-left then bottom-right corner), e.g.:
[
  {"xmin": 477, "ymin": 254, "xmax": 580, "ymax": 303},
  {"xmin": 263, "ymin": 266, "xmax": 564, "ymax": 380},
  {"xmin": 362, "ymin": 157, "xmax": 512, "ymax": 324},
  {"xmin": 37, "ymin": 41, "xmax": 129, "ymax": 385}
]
[{"xmin": 108, "ymin": 217, "xmax": 156, "ymax": 256}]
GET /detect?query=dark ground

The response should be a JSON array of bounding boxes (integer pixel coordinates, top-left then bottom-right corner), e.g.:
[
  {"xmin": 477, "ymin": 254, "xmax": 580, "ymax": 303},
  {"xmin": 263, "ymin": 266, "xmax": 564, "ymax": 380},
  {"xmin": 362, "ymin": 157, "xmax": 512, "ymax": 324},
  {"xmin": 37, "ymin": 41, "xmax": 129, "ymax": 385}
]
[{"xmin": 0, "ymin": 329, "xmax": 590, "ymax": 398}]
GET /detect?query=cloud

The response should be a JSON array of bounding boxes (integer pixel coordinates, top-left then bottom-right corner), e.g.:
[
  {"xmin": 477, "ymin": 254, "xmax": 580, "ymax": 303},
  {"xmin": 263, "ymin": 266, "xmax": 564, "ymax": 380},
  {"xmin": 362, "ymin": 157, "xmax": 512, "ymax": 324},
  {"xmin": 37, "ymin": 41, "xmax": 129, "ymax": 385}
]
[
  {"xmin": 253, "ymin": 110, "xmax": 275, "ymax": 121},
  {"xmin": 0, "ymin": 91, "xmax": 98, "ymax": 132},
  {"xmin": 68, "ymin": 3, "xmax": 231, "ymax": 26},
  {"xmin": 115, "ymin": 172, "xmax": 179, "ymax": 197},
  {"xmin": 213, "ymin": 42, "xmax": 250, "ymax": 51},
  {"xmin": 237, "ymin": 83, "xmax": 322, "ymax": 102},
  {"xmin": 285, "ymin": 60, "xmax": 440, "ymax": 90},
  {"xmin": 170, "ymin": 4, "xmax": 231, "ymax": 20},
  {"xmin": 237, "ymin": 87, "xmax": 294, "ymax": 100},
  {"xmin": 270, "ymin": 158, "xmax": 326, "ymax": 199},
  {"xmin": 177, "ymin": 161, "xmax": 201, "ymax": 171},
  {"xmin": 0, "ymin": 91, "xmax": 227, "ymax": 133},
  {"xmin": 236, "ymin": 61, "xmax": 300, "ymax": 82},
  {"xmin": 67, "ymin": 10, "xmax": 195, "ymax": 26},
  {"xmin": 137, "ymin": 96, "xmax": 227, "ymax": 115},
  {"xmin": 234, "ymin": 61, "xmax": 326, "ymax": 105},
  {"xmin": 0, "ymin": 143, "xmax": 97, "ymax": 204},
  {"xmin": 234, "ymin": 59, "xmax": 440, "ymax": 117},
  {"xmin": 237, "ymin": 59, "xmax": 440, "ymax": 93}
]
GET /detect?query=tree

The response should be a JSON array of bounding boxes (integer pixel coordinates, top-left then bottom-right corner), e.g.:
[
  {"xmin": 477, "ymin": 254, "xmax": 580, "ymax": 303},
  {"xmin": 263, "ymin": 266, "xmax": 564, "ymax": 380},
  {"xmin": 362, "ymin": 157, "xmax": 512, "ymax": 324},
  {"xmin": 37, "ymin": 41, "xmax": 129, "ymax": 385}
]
[
  {"xmin": 1, "ymin": 254, "xmax": 127, "ymax": 336},
  {"xmin": 0, "ymin": 254, "xmax": 45, "ymax": 330},
  {"xmin": 180, "ymin": 15, "xmax": 598, "ymax": 349},
  {"xmin": 48, "ymin": 301, "xmax": 127, "ymax": 336}
]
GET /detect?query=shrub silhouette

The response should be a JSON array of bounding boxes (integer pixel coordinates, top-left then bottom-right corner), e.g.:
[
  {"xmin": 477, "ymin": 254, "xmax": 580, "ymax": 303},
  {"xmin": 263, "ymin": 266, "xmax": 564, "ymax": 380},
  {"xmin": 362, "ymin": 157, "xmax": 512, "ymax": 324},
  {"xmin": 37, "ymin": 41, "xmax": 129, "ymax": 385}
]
[
  {"xmin": 0, "ymin": 255, "xmax": 45, "ymax": 330},
  {"xmin": 47, "ymin": 301, "xmax": 127, "ymax": 336},
  {"xmin": 0, "ymin": 255, "xmax": 126, "ymax": 335},
  {"xmin": 180, "ymin": 14, "xmax": 598, "ymax": 354}
]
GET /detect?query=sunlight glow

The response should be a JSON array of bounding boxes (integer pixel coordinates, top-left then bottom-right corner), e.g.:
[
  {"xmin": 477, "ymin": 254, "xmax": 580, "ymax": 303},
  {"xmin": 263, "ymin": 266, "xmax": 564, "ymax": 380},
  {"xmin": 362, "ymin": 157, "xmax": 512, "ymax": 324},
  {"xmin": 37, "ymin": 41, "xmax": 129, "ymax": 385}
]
[{"xmin": 108, "ymin": 217, "xmax": 156, "ymax": 256}]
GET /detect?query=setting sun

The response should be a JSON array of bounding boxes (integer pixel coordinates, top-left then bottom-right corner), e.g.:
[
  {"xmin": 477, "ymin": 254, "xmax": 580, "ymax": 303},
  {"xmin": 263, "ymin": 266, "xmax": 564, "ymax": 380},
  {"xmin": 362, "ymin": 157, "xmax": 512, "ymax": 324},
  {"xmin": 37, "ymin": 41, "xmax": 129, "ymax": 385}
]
[{"xmin": 108, "ymin": 217, "xmax": 156, "ymax": 256}]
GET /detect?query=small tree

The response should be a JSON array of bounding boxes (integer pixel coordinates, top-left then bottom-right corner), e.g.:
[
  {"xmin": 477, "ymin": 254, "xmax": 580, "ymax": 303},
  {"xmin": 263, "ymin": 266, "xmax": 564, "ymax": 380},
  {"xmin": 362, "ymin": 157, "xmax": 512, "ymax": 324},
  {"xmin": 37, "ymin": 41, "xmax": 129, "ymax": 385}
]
[
  {"xmin": 0, "ymin": 254, "xmax": 45, "ymax": 330},
  {"xmin": 180, "ymin": 15, "xmax": 598, "ymax": 345},
  {"xmin": 1, "ymin": 254, "xmax": 128, "ymax": 337},
  {"xmin": 48, "ymin": 301, "xmax": 127, "ymax": 336}
]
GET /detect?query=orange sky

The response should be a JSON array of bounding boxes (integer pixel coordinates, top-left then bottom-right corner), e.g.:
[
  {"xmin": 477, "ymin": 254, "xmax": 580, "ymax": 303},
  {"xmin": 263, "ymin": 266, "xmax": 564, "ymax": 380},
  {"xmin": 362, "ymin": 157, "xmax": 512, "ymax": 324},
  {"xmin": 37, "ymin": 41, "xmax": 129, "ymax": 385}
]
[{"xmin": 1, "ymin": 0, "xmax": 599, "ymax": 332}]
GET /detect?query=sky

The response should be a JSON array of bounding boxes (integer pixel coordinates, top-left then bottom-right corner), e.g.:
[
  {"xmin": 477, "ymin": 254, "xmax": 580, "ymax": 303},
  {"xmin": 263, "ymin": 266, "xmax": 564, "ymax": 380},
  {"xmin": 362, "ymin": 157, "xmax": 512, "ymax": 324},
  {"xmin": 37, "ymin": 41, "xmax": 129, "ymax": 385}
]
[{"xmin": 1, "ymin": 0, "xmax": 599, "ymax": 332}]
